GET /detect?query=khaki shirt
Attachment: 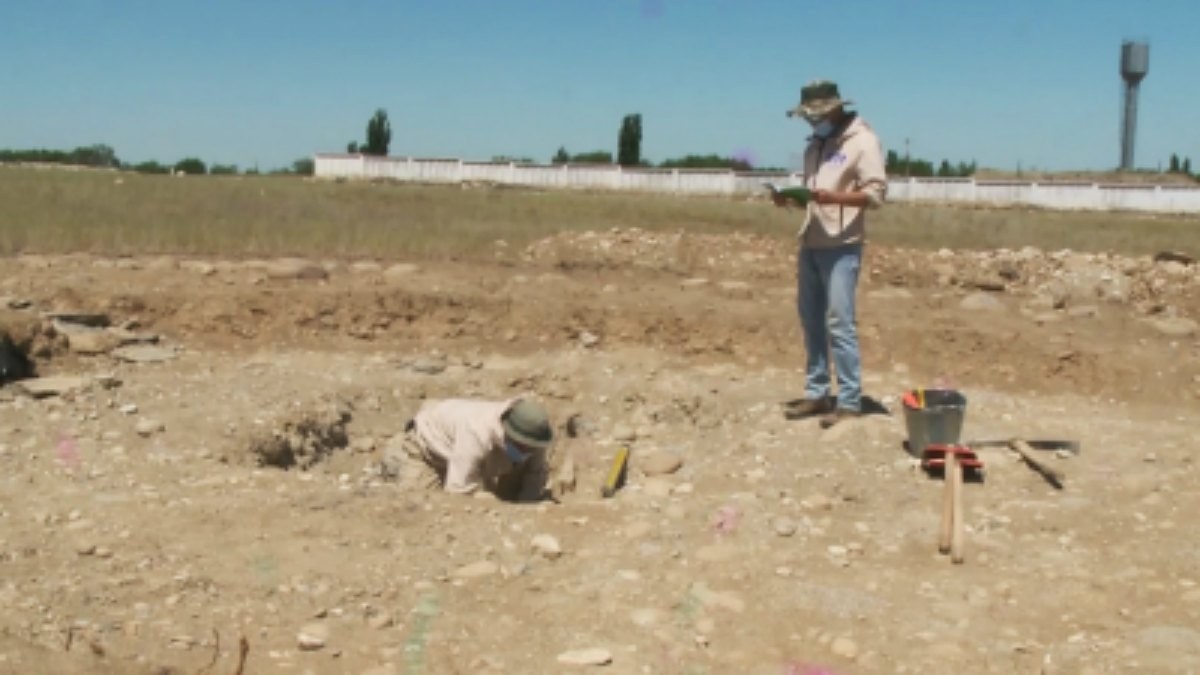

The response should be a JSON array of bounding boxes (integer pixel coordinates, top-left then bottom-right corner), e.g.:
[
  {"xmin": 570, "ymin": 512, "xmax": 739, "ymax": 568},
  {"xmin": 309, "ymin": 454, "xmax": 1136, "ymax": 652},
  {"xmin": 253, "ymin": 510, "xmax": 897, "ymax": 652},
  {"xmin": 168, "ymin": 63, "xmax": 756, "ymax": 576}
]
[
  {"xmin": 800, "ymin": 114, "xmax": 888, "ymax": 248},
  {"xmin": 412, "ymin": 398, "xmax": 548, "ymax": 500}
]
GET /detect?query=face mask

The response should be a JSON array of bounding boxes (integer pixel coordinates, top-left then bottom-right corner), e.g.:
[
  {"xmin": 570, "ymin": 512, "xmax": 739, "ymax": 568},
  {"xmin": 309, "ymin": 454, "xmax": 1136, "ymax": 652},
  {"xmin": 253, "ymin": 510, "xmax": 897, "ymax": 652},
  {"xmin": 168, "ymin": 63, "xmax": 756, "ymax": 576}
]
[
  {"xmin": 503, "ymin": 440, "xmax": 529, "ymax": 464},
  {"xmin": 811, "ymin": 119, "xmax": 836, "ymax": 139}
]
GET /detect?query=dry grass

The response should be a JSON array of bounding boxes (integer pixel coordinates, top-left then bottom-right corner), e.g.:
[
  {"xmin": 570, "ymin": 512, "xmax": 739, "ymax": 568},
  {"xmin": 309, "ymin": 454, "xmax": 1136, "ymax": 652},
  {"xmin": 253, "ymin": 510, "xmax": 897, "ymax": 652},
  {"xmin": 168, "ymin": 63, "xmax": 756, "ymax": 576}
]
[
  {"xmin": 872, "ymin": 202, "xmax": 1200, "ymax": 255},
  {"xmin": 975, "ymin": 168, "xmax": 1199, "ymax": 185},
  {"xmin": 1, "ymin": 166, "xmax": 1196, "ymax": 259}
]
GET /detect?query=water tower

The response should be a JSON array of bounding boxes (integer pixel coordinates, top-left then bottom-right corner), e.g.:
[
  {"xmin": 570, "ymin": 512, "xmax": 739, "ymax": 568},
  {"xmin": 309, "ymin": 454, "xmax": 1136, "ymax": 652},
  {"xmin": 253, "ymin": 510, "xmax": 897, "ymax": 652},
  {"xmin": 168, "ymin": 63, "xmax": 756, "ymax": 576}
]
[{"xmin": 1119, "ymin": 41, "xmax": 1149, "ymax": 171}]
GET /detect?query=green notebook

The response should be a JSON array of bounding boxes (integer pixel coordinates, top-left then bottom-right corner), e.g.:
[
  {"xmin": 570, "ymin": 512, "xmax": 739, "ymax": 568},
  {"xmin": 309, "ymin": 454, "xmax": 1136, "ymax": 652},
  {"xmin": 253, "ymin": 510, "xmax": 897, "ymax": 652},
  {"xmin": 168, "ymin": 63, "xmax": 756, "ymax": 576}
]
[{"xmin": 763, "ymin": 182, "xmax": 811, "ymax": 206}]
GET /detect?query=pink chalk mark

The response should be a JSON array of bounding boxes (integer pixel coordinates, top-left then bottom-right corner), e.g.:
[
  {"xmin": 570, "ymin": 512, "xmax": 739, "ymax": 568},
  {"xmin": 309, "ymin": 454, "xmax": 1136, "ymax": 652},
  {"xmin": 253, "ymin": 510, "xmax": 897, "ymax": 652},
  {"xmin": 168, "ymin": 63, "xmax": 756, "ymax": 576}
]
[
  {"xmin": 711, "ymin": 505, "xmax": 742, "ymax": 536},
  {"xmin": 783, "ymin": 664, "xmax": 837, "ymax": 675},
  {"xmin": 55, "ymin": 435, "xmax": 80, "ymax": 467}
]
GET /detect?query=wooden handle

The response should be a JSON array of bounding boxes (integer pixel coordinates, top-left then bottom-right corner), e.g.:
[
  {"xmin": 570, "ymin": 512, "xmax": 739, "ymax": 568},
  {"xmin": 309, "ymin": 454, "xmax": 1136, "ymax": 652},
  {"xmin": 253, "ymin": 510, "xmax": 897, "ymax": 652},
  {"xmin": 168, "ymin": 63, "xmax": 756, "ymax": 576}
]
[
  {"xmin": 938, "ymin": 452, "xmax": 955, "ymax": 554},
  {"xmin": 951, "ymin": 456, "xmax": 965, "ymax": 564},
  {"xmin": 601, "ymin": 447, "xmax": 630, "ymax": 498},
  {"xmin": 1010, "ymin": 439, "xmax": 1065, "ymax": 488}
]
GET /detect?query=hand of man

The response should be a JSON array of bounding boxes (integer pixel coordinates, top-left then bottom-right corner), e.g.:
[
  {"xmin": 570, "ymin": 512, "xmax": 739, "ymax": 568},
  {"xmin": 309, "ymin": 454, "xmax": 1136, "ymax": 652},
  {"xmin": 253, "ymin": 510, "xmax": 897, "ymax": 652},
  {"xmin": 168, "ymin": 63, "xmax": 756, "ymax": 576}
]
[
  {"xmin": 549, "ymin": 452, "xmax": 576, "ymax": 502},
  {"xmin": 772, "ymin": 186, "xmax": 812, "ymax": 207},
  {"xmin": 812, "ymin": 189, "xmax": 834, "ymax": 205}
]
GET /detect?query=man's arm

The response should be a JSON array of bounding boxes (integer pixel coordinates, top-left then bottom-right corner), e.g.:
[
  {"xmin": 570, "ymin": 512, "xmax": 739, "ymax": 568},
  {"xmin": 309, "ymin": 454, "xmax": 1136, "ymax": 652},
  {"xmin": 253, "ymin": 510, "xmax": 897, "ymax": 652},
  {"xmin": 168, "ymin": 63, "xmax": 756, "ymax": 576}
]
[
  {"xmin": 443, "ymin": 427, "xmax": 484, "ymax": 495},
  {"xmin": 812, "ymin": 190, "xmax": 872, "ymax": 207},
  {"xmin": 516, "ymin": 450, "xmax": 550, "ymax": 503}
]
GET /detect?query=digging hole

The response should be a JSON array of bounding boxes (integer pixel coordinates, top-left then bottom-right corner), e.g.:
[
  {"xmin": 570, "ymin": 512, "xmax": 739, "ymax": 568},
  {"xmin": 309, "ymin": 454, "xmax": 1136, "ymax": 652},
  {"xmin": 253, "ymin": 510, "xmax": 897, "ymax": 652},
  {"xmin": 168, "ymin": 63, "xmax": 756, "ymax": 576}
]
[
  {"xmin": 243, "ymin": 397, "xmax": 354, "ymax": 470},
  {"xmin": 0, "ymin": 334, "xmax": 35, "ymax": 385},
  {"xmin": 2, "ymin": 309, "xmax": 74, "ymax": 384}
]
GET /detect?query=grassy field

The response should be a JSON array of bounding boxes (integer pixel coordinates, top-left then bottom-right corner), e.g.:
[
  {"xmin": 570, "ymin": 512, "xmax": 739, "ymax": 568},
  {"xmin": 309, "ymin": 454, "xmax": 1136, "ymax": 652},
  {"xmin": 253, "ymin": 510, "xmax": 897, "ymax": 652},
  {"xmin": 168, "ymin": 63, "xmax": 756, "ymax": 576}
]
[{"xmin": 1, "ymin": 165, "xmax": 1196, "ymax": 259}]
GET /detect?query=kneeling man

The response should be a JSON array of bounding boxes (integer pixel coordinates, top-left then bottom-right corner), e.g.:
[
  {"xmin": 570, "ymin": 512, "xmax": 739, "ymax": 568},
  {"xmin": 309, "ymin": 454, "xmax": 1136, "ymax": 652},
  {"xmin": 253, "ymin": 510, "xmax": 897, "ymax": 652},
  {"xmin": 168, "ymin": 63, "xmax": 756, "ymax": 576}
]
[{"xmin": 382, "ymin": 397, "xmax": 554, "ymax": 502}]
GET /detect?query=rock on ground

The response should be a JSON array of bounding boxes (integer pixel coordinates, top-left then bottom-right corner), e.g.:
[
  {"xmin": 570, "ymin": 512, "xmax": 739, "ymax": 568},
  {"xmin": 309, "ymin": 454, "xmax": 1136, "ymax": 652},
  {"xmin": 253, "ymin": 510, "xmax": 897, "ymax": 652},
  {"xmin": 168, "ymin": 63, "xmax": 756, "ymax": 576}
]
[{"xmin": 556, "ymin": 648, "xmax": 613, "ymax": 666}]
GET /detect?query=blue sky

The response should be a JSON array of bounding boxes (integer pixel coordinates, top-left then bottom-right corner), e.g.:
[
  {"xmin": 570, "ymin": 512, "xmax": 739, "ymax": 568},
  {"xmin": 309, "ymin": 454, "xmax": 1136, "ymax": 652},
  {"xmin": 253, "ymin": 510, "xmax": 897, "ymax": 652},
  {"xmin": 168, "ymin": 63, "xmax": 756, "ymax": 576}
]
[{"xmin": 4, "ymin": 0, "xmax": 1198, "ymax": 172}]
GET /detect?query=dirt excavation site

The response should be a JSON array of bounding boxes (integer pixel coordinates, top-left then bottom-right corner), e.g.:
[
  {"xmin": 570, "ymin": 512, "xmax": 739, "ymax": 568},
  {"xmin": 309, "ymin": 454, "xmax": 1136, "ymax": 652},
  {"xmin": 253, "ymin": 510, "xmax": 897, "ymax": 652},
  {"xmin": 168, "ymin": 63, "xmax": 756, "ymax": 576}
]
[{"xmin": 1, "ymin": 229, "xmax": 1198, "ymax": 675}]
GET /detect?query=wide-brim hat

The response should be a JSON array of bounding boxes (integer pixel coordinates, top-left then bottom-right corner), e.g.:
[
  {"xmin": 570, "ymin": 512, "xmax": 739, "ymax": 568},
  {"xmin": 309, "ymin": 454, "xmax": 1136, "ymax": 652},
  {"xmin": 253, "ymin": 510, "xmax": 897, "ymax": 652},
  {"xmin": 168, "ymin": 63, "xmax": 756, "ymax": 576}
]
[
  {"xmin": 502, "ymin": 399, "xmax": 553, "ymax": 450},
  {"xmin": 786, "ymin": 80, "xmax": 853, "ymax": 121}
]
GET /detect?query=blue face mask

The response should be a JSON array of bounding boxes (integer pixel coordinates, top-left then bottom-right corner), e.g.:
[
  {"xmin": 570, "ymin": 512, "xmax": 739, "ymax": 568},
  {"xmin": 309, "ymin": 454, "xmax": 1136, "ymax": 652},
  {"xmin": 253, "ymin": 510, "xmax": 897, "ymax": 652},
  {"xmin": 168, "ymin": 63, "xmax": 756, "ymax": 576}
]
[
  {"xmin": 503, "ymin": 440, "xmax": 530, "ymax": 464},
  {"xmin": 811, "ymin": 119, "xmax": 836, "ymax": 139}
]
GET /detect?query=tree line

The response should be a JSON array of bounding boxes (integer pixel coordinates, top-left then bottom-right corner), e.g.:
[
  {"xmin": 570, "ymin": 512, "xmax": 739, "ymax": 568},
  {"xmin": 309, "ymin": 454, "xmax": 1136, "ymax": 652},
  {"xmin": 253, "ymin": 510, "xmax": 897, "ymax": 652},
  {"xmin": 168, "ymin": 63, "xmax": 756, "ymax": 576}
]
[
  {"xmin": 548, "ymin": 147, "xmax": 772, "ymax": 171},
  {"xmin": 0, "ymin": 144, "xmax": 313, "ymax": 176},
  {"xmin": 343, "ymin": 109, "xmax": 780, "ymax": 170},
  {"xmin": 885, "ymin": 150, "xmax": 977, "ymax": 178},
  {"xmin": 548, "ymin": 113, "xmax": 785, "ymax": 170},
  {"xmin": 8, "ymin": 108, "xmax": 1196, "ymax": 181},
  {"xmin": 342, "ymin": 109, "xmax": 1200, "ymax": 181},
  {"xmin": 550, "ymin": 113, "xmax": 978, "ymax": 175}
]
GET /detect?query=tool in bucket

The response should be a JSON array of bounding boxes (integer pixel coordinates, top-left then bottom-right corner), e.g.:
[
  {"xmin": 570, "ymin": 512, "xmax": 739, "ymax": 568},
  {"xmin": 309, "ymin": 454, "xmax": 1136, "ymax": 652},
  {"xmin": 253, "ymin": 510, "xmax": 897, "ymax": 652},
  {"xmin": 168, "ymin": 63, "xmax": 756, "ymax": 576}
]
[{"xmin": 902, "ymin": 389, "xmax": 976, "ymax": 464}]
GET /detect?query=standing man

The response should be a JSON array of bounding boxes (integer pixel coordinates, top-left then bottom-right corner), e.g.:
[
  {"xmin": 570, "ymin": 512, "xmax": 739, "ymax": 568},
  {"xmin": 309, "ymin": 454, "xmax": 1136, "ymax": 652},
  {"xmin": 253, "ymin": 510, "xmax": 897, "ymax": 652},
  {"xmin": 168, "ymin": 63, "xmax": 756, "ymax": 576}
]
[
  {"xmin": 380, "ymin": 397, "xmax": 555, "ymax": 502},
  {"xmin": 775, "ymin": 80, "xmax": 888, "ymax": 428}
]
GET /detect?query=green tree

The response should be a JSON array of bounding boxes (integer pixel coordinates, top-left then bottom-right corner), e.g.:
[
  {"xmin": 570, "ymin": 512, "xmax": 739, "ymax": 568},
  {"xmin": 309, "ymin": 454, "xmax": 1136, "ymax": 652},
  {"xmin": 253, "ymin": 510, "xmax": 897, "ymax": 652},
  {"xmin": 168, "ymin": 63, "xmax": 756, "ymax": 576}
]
[
  {"xmin": 210, "ymin": 164, "xmax": 238, "ymax": 175},
  {"xmin": 365, "ymin": 109, "xmax": 391, "ymax": 156},
  {"xmin": 883, "ymin": 149, "xmax": 970, "ymax": 177},
  {"xmin": 1169, "ymin": 153, "xmax": 1180, "ymax": 173},
  {"xmin": 68, "ymin": 144, "xmax": 119, "ymax": 167},
  {"xmin": 552, "ymin": 146, "xmax": 570, "ymax": 164},
  {"xmin": 618, "ymin": 113, "xmax": 642, "ymax": 167},
  {"xmin": 0, "ymin": 144, "xmax": 119, "ymax": 168},
  {"xmin": 885, "ymin": 150, "xmax": 901, "ymax": 173},
  {"xmin": 173, "ymin": 158, "xmax": 207, "ymax": 175},
  {"xmin": 133, "ymin": 161, "xmax": 170, "ymax": 174},
  {"xmin": 347, "ymin": 141, "xmax": 359, "ymax": 154},
  {"xmin": 659, "ymin": 154, "xmax": 751, "ymax": 171},
  {"xmin": 292, "ymin": 158, "xmax": 315, "ymax": 175},
  {"xmin": 1184, "ymin": 157, "xmax": 1193, "ymax": 175},
  {"xmin": 571, "ymin": 151, "xmax": 613, "ymax": 164}
]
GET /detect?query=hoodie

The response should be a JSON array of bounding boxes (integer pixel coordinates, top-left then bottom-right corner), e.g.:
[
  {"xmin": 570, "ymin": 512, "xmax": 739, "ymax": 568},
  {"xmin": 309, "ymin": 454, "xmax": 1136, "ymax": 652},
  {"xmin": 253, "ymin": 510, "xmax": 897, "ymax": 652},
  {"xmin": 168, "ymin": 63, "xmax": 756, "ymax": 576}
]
[{"xmin": 800, "ymin": 113, "xmax": 888, "ymax": 248}]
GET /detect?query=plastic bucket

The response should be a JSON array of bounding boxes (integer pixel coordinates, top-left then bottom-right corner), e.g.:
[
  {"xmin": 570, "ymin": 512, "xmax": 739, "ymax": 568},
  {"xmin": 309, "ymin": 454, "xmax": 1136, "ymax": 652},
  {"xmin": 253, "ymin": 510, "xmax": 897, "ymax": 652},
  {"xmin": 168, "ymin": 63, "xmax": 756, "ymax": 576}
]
[{"xmin": 902, "ymin": 389, "xmax": 967, "ymax": 457}]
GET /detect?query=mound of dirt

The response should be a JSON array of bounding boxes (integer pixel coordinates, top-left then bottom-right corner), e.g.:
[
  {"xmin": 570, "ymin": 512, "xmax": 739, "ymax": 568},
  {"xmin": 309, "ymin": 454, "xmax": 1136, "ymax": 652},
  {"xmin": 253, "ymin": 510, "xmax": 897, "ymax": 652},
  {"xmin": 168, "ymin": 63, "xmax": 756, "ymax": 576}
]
[
  {"xmin": 523, "ymin": 227, "xmax": 788, "ymax": 278},
  {"xmin": 234, "ymin": 396, "xmax": 354, "ymax": 469},
  {"xmin": 525, "ymin": 229, "xmax": 1199, "ymax": 325}
]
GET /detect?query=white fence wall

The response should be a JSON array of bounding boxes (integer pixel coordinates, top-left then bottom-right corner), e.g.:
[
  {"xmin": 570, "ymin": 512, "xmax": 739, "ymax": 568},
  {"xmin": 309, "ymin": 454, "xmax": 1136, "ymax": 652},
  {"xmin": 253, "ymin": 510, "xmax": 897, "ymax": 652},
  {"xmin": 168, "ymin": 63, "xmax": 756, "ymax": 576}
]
[{"xmin": 314, "ymin": 154, "xmax": 1200, "ymax": 214}]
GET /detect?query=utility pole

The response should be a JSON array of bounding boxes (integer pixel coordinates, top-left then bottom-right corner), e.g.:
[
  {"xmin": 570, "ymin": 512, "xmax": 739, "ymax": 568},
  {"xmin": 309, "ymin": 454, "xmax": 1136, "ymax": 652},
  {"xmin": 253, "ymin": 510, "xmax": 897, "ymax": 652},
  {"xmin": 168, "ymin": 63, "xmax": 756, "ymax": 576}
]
[{"xmin": 904, "ymin": 138, "xmax": 910, "ymax": 177}]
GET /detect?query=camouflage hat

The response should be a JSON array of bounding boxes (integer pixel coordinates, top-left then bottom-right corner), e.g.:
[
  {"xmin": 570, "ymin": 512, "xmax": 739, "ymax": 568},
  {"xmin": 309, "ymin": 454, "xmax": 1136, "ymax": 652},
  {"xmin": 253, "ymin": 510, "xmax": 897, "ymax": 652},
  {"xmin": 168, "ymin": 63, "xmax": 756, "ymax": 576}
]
[
  {"xmin": 786, "ymin": 80, "xmax": 853, "ymax": 121},
  {"xmin": 502, "ymin": 399, "xmax": 553, "ymax": 450}
]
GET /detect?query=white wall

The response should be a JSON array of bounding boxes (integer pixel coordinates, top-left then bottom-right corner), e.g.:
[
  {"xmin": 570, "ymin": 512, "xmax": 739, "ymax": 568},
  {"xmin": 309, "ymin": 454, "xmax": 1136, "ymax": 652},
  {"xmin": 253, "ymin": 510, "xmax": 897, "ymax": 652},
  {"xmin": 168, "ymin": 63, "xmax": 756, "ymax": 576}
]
[{"xmin": 314, "ymin": 154, "xmax": 1200, "ymax": 214}]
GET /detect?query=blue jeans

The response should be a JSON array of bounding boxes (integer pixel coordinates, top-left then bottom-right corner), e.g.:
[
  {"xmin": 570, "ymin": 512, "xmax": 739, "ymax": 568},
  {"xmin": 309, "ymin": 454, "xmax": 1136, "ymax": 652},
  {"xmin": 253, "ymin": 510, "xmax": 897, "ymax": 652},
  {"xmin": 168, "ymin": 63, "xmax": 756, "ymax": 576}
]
[{"xmin": 797, "ymin": 243, "xmax": 863, "ymax": 411}]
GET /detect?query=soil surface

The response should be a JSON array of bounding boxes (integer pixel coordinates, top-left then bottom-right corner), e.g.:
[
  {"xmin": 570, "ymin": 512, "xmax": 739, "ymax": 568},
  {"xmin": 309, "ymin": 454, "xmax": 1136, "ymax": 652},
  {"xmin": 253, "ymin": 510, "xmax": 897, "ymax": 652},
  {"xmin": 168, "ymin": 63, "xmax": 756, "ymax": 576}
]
[{"xmin": 1, "ymin": 232, "xmax": 1198, "ymax": 674}]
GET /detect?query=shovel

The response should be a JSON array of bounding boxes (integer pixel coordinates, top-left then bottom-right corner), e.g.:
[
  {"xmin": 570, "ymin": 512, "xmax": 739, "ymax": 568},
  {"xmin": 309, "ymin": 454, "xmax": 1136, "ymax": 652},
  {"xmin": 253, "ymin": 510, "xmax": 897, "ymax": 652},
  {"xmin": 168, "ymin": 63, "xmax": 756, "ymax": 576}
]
[
  {"xmin": 965, "ymin": 438, "xmax": 1077, "ymax": 489},
  {"xmin": 965, "ymin": 439, "xmax": 1080, "ymax": 454}
]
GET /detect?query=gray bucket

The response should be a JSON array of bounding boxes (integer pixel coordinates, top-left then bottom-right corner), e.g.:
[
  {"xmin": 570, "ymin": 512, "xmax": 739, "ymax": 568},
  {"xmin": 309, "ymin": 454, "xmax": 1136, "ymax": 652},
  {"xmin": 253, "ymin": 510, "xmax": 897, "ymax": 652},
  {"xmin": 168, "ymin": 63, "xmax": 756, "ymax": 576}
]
[{"xmin": 902, "ymin": 389, "xmax": 966, "ymax": 457}]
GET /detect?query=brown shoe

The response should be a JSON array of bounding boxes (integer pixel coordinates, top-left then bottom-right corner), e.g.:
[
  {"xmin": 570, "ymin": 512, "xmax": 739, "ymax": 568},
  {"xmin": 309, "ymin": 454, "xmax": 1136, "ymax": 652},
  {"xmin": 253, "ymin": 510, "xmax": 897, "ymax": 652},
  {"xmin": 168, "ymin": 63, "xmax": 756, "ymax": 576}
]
[
  {"xmin": 819, "ymin": 408, "xmax": 863, "ymax": 429},
  {"xmin": 783, "ymin": 396, "xmax": 835, "ymax": 420}
]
